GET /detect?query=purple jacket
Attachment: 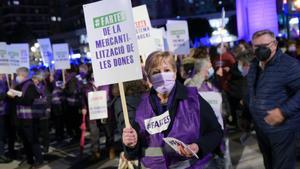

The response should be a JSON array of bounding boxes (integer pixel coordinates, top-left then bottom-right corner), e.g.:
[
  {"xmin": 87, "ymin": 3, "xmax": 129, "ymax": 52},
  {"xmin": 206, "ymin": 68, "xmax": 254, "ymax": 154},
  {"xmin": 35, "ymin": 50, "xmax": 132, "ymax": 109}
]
[
  {"xmin": 65, "ymin": 72, "xmax": 82, "ymax": 106},
  {"xmin": 0, "ymin": 80, "xmax": 8, "ymax": 116},
  {"xmin": 32, "ymin": 83, "xmax": 49, "ymax": 118},
  {"xmin": 51, "ymin": 86, "xmax": 65, "ymax": 105},
  {"xmin": 16, "ymin": 80, "xmax": 37, "ymax": 119},
  {"xmin": 135, "ymin": 86, "xmax": 211, "ymax": 169}
]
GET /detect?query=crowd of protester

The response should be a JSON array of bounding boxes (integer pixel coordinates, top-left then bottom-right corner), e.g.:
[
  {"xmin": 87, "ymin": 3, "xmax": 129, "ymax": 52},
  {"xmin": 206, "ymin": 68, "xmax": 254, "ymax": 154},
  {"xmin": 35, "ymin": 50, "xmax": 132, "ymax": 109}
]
[{"xmin": 0, "ymin": 30, "xmax": 300, "ymax": 169}]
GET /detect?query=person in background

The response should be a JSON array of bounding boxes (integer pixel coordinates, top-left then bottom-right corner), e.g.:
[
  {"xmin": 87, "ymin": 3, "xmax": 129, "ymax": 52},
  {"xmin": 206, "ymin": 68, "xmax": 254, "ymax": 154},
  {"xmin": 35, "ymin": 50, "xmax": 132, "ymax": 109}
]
[
  {"xmin": 189, "ymin": 47, "xmax": 208, "ymax": 60},
  {"xmin": 214, "ymin": 43, "xmax": 236, "ymax": 92},
  {"xmin": 184, "ymin": 58, "xmax": 217, "ymax": 92},
  {"xmin": 181, "ymin": 57, "xmax": 196, "ymax": 81},
  {"xmin": 32, "ymin": 71, "xmax": 51, "ymax": 153},
  {"xmin": 50, "ymin": 70, "xmax": 66, "ymax": 142},
  {"xmin": 185, "ymin": 57, "xmax": 225, "ymax": 169},
  {"xmin": 227, "ymin": 51, "xmax": 253, "ymax": 127},
  {"xmin": 122, "ymin": 51, "xmax": 222, "ymax": 168},
  {"xmin": 0, "ymin": 74, "xmax": 12, "ymax": 163},
  {"xmin": 81, "ymin": 72, "xmax": 116, "ymax": 161},
  {"xmin": 238, "ymin": 40, "xmax": 252, "ymax": 52},
  {"xmin": 286, "ymin": 41, "xmax": 298, "ymax": 59},
  {"xmin": 246, "ymin": 30, "xmax": 300, "ymax": 169},
  {"xmin": 194, "ymin": 47, "xmax": 210, "ymax": 59},
  {"xmin": 8, "ymin": 67, "xmax": 43, "ymax": 167},
  {"xmin": 64, "ymin": 66, "xmax": 81, "ymax": 141},
  {"xmin": 277, "ymin": 38, "xmax": 288, "ymax": 54}
]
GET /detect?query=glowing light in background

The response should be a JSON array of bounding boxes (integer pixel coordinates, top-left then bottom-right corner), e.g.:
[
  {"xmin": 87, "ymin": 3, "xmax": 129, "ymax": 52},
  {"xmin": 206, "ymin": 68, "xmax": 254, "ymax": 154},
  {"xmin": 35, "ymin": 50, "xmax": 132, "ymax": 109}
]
[{"xmin": 294, "ymin": 0, "xmax": 300, "ymax": 9}]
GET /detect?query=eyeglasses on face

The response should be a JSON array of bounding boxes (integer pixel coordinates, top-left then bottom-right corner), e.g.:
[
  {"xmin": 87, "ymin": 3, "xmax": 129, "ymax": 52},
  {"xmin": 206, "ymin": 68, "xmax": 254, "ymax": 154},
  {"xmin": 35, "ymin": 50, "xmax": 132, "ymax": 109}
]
[{"xmin": 253, "ymin": 41, "xmax": 275, "ymax": 48}]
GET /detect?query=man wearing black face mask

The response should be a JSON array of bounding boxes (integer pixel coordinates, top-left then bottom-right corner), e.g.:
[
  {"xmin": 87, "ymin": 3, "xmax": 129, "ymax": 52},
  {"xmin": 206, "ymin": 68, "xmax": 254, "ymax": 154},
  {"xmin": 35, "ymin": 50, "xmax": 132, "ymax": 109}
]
[{"xmin": 246, "ymin": 30, "xmax": 300, "ymax": 169}]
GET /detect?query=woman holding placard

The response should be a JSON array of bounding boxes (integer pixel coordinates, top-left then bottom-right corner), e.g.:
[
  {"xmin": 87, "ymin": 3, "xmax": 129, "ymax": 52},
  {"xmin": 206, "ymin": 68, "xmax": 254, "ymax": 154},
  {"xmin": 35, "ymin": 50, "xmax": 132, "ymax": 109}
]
[
  {"xmin": 81, "ymin": 71, "xmax": 115, "ymax": 161},
  {"xmin": 122, "ymin": 51, "xmax": 223, "ymax": 169}
]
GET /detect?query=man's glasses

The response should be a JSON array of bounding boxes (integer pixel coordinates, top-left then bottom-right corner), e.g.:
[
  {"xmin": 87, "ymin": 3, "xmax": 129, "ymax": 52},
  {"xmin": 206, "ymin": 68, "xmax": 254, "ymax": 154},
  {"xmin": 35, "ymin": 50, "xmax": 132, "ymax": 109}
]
[{"xmin": 253, "ymin": 41, "xmax": 275, "ymax": 48}]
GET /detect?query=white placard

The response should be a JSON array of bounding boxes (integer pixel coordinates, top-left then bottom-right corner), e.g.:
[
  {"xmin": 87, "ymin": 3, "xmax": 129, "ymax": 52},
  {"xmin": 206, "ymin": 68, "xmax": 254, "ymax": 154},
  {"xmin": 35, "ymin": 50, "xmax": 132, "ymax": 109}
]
[
  {"xmin": 7, "ymin": 44, "xmax": 30, "ymax": 73},
  {"xmin": 7, "ymin": 44, "xmax": 20, "ymax": 73},
  {"xmin": 166, "ymin": 20, "xmax": 190, "ymax": 55},
  {"xmin": 133, "ymin": 5, "xmax": 155, "ymax": 60},
  {"xmin": 163, "ymin": 137, "xmax": 199, "ymax": 159},
  {"xmin": 83, "ymin": 0, "xmax": 143, "ymax": 86},
  {"xmin": 53, "ymin": 43, "xmax": 70, "ymax": 70},
  {"xmin": 199, "ymin": 92, "xmax": 224, "ymax": 129},
  {"xmin": 37, "ymin": 38, "xmax": 53, "ymax": 67},
  {"xmin": 8, "ymin": 89, "xmax": 23, "ymax": 97},
  {"xmin": 88, "ymin": 91, "xmax": 108, "ymax": 120},
  {"xmin": 152, "ymin": 28, "xmax": 165, "ymax": 52},
  {"xmin": 144, "ymin": 110, "xmax": 170, "ymax": 135},
  {"xmin": 16, "ymin": 44, "xmax": 30, "ymax": 69},
  {"xmin": 0, "ymin": 43, "xmax": 9, "ymax": 74}
]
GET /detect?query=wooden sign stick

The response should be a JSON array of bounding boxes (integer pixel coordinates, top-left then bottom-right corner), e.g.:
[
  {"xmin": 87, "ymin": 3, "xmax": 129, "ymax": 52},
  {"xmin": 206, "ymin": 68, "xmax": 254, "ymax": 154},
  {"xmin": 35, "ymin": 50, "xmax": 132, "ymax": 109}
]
[
  {"xmin": 5, "ymin": 74, "xmax": 10, "ymax": 89},
  {"xmin": 62, "ymin": 69, "xmax": 66, "ymax": 86},
  {"xmin": 118, "ymin": 82, "xmax": 131, "ymax": 128}
]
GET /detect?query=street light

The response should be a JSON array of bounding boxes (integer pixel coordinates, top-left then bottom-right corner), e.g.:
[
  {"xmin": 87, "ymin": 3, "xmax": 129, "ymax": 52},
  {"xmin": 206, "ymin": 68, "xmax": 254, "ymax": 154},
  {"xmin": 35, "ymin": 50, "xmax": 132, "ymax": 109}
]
[
  {"xmin": 31, "ymin": 46, "xmax": 36, "ymax": 52},
  {"xmin": 34, "ymin": 43, "xmax": 40, "ymax": 48},
  {"xmin": 294, "ymin": 0, "xmax": 300, "ymax": 9}
]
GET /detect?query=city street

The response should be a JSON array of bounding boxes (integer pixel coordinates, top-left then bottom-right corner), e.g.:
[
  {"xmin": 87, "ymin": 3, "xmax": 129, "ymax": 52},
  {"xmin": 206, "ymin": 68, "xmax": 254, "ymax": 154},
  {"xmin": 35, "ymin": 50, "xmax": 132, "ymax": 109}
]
[{"xmin": 0, "ymin": 130, "xmax": 269, "ymax": 169}]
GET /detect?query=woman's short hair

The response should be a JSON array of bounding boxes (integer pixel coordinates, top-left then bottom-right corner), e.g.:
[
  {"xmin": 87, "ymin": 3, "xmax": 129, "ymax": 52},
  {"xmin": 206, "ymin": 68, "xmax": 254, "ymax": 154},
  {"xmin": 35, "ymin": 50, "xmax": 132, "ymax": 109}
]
[
  {"xmin": 194, "ymin": 58, "xmax": 210, "ymax": 73},
  {"xmin": 144, "ymin": 51, "xmax": 176, "ymax": 77}
]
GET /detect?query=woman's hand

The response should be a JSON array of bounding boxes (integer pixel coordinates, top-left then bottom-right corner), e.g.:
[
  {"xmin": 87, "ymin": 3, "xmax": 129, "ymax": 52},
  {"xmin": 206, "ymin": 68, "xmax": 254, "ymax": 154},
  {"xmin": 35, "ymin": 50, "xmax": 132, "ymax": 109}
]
[
  {"xmin": 178, "ymin": 143, "xmax": 199, "ymax": 158},
  {"xmin": 122, "ymin": 127, "xmax": 138, "ymax": 148}
]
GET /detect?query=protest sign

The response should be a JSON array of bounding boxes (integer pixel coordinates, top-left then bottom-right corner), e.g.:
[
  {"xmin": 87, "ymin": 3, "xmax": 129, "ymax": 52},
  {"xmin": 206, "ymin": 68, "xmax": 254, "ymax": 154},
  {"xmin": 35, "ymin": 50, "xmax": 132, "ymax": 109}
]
[
  {"xmin": 0, "ymin": 43, "xmax": 9, "ymax": 74},
  {"xmin": 83, "ymin": 0, "xmax": 143, "ymax": 127},
  {"xmin": 83, "ymin": 0, "xmax": 142, "ymax": 86},
  {"xmin": 16, "ymin": 44, "xmax": 30, "ymax": 69},
  {"xmin": 0, "ymin": 43, "xmax": 29, "ymax": 87},
  {"xmin": 53, "ymin": 43, "xmax": 70, "ymax": 70},
  {"xmin": 152, "ymin": 28, "xmax": 165, "ymax": 52},
  {"xmin": 166, "ymin": 20, "xmax": 190, "ymax": 55},
  {"xmin": 0, "ymin": 42, "xmax": 11, "ymax": 88},
  {"xmin": 88, "ymin": 91, "xmax": 108, "ymax": 120},
  {"xmin": 38, "ymin": 38, "xmax": 53, "ymax": 67},
  {"xmin": 7, "ymin": 44, "xmax": 30, "ymax": 73},
  {"xmin": 7, "ymin": 89, "xmax": 22, "ymax": 97},
  {"xmin": 199, "ymin": 92, "xmax": 224, "ymax": 129},
  {"xmin": 7, "ymin": 44, "xmax": 21, "ymax": 73},
  {"xmin": 132, "ymin": 5, "xmax": 155, "ymax": 60}
]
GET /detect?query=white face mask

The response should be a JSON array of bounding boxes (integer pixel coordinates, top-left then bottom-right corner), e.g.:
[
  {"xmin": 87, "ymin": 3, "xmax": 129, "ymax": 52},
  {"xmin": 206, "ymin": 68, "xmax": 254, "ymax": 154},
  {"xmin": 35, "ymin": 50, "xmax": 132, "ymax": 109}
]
[
  {"xmin": 151, "ymin": 72, "xmax": 176, "ymax": 95},
  {"xmin": 238, "ymin": 64, "xmax": 249, "ymax": 77},
  {"xmin": 208, "ymin": 67, "xmax": 215, "ymax": 78},
  {"xmin": 16, "ymin": 76, "xmax": 23, "ymax": 84}
]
